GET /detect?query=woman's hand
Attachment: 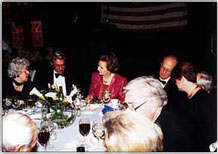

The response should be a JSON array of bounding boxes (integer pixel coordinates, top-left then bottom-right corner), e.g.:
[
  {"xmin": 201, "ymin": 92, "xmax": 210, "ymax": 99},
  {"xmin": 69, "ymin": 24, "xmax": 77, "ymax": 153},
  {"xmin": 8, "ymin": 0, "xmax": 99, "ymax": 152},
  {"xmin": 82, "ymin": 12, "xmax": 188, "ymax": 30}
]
[{"xmin": 85, "ymin": 95, "xmax": 94, "ymax": 103}]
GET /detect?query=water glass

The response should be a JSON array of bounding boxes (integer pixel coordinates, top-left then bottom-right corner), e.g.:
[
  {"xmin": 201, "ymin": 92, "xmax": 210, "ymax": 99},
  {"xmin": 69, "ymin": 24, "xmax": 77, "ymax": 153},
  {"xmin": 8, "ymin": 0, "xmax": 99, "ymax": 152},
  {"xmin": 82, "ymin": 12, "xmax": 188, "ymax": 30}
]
[
  {"xmin": 92, "ymin": 121, "xmax": 105, "ymax": 146},
  {"xmin": 102, "ymin": 90, "xmax": 111, "ymax": 104}
]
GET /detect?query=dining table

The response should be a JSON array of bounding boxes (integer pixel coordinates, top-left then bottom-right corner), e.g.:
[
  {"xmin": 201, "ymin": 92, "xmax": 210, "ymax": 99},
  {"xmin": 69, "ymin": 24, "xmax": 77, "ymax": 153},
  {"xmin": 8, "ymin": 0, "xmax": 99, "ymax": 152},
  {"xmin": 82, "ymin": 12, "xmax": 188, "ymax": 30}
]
[{"xmin": 5, "ymin": 100, "xmax": 107, "ymax": 152}]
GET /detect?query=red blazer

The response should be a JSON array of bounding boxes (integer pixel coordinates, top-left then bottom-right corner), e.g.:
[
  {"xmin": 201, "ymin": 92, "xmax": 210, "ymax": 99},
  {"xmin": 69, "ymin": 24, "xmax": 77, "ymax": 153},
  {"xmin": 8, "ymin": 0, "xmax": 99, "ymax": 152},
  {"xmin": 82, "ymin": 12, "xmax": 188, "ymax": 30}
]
[{"xmin": 88, "ymin": 72, "xmax": 127, "ymax": 102}]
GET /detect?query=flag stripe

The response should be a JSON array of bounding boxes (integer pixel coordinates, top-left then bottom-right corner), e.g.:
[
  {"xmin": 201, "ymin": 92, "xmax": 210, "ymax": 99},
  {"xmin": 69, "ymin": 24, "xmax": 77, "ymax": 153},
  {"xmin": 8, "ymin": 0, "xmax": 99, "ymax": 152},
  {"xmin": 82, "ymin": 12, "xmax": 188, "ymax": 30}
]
[
  {"xmin": 105, "ymin": 7, "xmax": 187, "ymax": 17},
  {"xmin": 103, "ymin": 3, "xmax": 187, "ymax": 15},
  {"xmin": 102, "ymin": 10, "xmax": 187, "ymax": 22},
  {"xmin": 103, "ymin": 15, "xmax": 187, "ymax": 25},
  {"xmin": 120, "ymin": 25, "xmax": 187, "ymax": 33},
  {"xmin": 105, "ymin": 2, "xmax": 171, "ymax": 8},
  {"xmin": 113, "ymin": 20, "xmax": 187, "ymax": 30}
]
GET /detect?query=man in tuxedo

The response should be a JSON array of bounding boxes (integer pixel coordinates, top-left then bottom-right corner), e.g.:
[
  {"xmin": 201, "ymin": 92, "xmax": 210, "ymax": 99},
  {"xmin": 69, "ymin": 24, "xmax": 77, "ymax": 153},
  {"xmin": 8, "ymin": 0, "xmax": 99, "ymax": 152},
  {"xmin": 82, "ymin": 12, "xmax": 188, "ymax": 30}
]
[
  {"xmin": 157, "ymin": 55, "xmax": 179, "ymax": 110},
  {"xmin": 34, "ymin": 51, "xmax": 73, "ymax": 96}
]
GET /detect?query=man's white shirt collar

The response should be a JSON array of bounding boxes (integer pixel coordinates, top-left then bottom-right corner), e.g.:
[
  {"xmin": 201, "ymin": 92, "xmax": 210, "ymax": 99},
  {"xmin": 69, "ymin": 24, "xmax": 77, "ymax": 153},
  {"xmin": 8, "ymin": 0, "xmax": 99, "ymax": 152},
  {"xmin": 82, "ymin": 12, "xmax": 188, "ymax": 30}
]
[
  {"xmin": 159, "ymin": 76, "xmax": 171, "ymax": 88},
  {"xmin": 53, "ymin": 70, "xmax": 67, "ymax": 96}
]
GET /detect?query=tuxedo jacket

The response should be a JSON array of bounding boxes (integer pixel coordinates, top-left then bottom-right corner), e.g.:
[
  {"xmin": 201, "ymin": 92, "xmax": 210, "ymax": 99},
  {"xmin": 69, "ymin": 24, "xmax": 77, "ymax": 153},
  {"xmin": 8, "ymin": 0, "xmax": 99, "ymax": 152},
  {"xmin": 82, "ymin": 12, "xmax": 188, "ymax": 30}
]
[
  {"xmin": 155, "ymin": 75, "xmax": 179, "ymax": 110},
  {"xmin": 34, "ymin": 67, "xmax": 74, "ymax": 95},
  {"xmin": 156, "ymin": 106, "xmax": 195, "ymax": 152}
]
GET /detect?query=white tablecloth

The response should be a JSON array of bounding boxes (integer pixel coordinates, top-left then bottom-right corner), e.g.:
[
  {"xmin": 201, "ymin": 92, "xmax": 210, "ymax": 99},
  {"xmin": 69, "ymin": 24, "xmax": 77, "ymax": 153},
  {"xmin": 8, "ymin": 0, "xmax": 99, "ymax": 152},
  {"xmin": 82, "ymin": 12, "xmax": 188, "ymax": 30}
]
[{"xmin": 7, "ymin": 104, "xmax": 106, "ymax": 152}]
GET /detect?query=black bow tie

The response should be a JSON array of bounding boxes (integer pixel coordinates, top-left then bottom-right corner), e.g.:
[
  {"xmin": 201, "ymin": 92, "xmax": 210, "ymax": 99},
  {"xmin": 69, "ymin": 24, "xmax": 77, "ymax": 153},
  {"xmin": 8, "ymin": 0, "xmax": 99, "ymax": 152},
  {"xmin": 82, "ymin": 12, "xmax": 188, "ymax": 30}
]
[
  {"xmin": 55, "ymin": 73, "xmax": 64, "ymax": 78},
  {"xmin": 158, "ymin": 78, "xmax": 166, "ymax": 85}
]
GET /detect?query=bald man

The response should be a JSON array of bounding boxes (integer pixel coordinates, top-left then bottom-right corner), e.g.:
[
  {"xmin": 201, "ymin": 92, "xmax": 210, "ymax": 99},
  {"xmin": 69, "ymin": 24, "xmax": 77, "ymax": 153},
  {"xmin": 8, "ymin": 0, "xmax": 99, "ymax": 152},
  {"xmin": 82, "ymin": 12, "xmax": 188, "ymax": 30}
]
[{"xmin": 157, "ymin": 55, "xmax": 179, "ymax": 110}]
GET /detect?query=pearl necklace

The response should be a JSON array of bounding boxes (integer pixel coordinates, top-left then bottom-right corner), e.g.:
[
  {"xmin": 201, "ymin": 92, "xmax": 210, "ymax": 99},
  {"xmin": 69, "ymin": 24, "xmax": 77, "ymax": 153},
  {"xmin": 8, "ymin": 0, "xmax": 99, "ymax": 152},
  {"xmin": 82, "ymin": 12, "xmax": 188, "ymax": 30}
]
[{"xmin": 103, "ymin": 74, "xmax": 114, "ymax": 85}]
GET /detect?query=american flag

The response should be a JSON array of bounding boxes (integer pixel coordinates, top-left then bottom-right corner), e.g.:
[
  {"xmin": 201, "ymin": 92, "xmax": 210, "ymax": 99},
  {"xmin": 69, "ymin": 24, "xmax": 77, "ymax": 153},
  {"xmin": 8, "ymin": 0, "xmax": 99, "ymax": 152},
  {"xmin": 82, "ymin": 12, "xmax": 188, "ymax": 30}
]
[{"xmin": 101, "ymin": 2, "xmax": 188, "ymax": 33}]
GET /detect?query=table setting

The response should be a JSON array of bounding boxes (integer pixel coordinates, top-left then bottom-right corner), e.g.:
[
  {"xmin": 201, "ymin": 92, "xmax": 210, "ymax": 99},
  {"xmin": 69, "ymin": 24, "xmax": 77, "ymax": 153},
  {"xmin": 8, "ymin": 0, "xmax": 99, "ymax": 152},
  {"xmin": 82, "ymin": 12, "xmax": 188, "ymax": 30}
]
[{"xmin": 2, "ymin": 84, "xmax": 126, "ymax": 152}]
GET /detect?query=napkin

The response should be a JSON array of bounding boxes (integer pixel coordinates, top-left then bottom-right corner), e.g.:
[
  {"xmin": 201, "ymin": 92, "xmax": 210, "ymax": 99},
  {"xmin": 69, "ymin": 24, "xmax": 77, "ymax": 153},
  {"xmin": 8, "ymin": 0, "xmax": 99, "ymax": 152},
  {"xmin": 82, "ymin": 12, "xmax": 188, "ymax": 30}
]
[{"xmin": 102, "ymin": 105, "xmax": 114, "ymax": 115}]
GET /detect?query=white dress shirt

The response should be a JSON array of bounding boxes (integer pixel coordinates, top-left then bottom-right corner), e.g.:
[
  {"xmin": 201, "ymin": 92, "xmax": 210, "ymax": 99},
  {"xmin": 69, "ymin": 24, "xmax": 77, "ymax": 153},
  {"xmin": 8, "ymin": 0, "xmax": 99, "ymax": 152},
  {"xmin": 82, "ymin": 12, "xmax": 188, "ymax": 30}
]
[
  {"xmin": 53, "ymin": 70, "xmax": 67, "ymax": 96},
  {"xmin": 159, "ymin": 76, "xmax": 171, "ymax": 88}
]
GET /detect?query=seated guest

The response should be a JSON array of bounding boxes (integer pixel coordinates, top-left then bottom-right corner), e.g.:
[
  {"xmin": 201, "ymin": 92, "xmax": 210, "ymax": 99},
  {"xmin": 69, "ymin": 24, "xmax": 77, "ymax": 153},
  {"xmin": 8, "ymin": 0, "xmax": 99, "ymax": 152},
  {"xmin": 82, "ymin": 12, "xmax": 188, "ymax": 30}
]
[
  {"xmin": 3, "ymin": 57, "xmax": 33, "ymax": 100},
  {"xmin": 103, "ymin": 110, "xmax": 163, "ymax": 152},
  {"xmin": 156, "ymin": 55, "xmax": 179, "ymax": 110},
  {"xmin": 174, "ymin": 62, "xmax": 216, "ymax": 151},
  {"xmin": 3, "ymin": 113, "xmax": 38, "ymax": 152},
  {"xmin": 34, "ymin": 51, "xmax": 74, "ymax": 96},
  {"xmin": 124, "ymin": 76, "xmax": 193, "ymax": 151},
  {"xmin": 196, "ymin": 70, "xmax": 213, "ymax": 93},
  {"xmin": 85, "ymin": 51, "xmax": 127, "ymax": 102}
]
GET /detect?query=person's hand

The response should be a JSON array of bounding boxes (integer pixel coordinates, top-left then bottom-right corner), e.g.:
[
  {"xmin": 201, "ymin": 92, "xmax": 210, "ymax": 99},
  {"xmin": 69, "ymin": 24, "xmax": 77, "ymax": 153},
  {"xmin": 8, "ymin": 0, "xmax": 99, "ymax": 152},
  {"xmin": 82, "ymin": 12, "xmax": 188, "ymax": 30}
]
[{"xmin": 85, "ymin": 95, "xmax": 94, "ymax": 103}]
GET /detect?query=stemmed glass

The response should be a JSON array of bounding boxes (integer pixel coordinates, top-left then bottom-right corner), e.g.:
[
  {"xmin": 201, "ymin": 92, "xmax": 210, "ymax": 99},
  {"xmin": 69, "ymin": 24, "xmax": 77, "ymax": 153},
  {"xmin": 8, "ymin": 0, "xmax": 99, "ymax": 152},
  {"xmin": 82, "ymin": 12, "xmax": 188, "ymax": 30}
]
[
  {"xmin": 92, "ymin": 121, "xmax": 105, "ymax": 146},
  {"xmin": 102, "ymin": 90, "xmax": 111, "ymax": 104},
  {"xmin": 74, "ymin": 98, "xmax": 81, "ymax": 116},
  {"xmin": 38, "ymin": 120, "xmax": 50, "ymax": 151},
  {"xmin": 79, "ymin": 118, "xmax": 91, "ymax": 142}
]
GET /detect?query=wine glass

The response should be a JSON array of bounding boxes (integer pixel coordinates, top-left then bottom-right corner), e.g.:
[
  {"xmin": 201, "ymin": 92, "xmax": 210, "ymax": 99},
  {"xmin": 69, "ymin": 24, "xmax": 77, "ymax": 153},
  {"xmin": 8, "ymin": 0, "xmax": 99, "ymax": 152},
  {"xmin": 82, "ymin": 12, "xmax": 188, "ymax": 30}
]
[
  {"xmin": 79, "ymin": 118, "xmax": 91, "ymax": 142},
  {"xmin": 26, "ymin": 95, "xmax": 36, "ymax": 108},
  {"xmin": 38, "ymin": 120, "xmax": 50, "ymax": 151},
  {"xmin": 102, "ymin": 90, "xmax": 111, "ymax": 104},
  {"xmin": 41, "ymin": 104, "xmax": 49, "ymax": 120},
  {"xmin": 76, "ymin": 143, "xmax": 85, "ymax": 152},
  {"xmin": 92, "ymin": 121, "xmax": 105, "ymax": 146},
  {"xmin": 74, "ymin": 98, "xmax": 81, "ymax": 116}
]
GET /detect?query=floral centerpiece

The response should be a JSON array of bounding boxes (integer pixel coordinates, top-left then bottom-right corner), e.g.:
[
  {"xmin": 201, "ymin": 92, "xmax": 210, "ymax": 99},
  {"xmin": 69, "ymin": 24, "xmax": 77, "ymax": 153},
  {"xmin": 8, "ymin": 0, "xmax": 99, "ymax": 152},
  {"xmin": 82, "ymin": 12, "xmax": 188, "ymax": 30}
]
[{"xmin": 30, "ymin": 84, "xmax": 80, "ymax": 129}]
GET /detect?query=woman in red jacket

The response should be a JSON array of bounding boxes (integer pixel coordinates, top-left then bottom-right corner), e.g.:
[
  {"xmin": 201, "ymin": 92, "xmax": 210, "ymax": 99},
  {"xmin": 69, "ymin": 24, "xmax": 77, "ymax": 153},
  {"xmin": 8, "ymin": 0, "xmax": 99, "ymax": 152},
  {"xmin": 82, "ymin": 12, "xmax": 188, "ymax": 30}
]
[{"xmin": 85, "ymin": 52, "xmax": 127, "ymax": 103}]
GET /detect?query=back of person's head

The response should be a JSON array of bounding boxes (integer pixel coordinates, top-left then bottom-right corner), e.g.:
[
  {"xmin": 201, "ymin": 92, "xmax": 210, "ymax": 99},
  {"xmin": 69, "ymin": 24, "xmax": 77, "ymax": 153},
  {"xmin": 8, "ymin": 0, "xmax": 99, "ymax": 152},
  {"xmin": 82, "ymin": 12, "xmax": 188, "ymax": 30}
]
[
  {"xmin": 197, "ymin": 71, "xmax": 213, "ymax": 91},
  {"xmin": 103, "ymin": 110, "xmax": 163, "ymax": 152},
  {"xmin": 99, "ymin": 51, "xmax": 118, "ymax": 73},
  {"xmin": 173, "ymin": 62, "xmax": 196, "ymax": 82},
  {"xmin": 124, "ymin": 76, "xmax": 167, "ymax": 121},
  {"xmin": 52, "ymin": 51, "xmax": 65, "ymax": 62},
  {"xmin": 3, "ymin": 113, "xmax": 37, "ymax": 152}
]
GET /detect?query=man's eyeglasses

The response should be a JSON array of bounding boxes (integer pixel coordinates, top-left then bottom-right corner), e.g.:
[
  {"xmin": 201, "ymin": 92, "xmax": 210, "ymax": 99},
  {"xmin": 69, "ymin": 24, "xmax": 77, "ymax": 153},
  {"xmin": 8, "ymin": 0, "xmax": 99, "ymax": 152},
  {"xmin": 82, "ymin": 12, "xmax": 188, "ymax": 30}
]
[
  {"xmin": 54, "ymin": 64, "xmax": 65, "ymax": 68},
  {"xmin": 123, "ymin": 101, "xmax": 146, "ymax": 111},
  {"xmin": 160, "ymin": 65, "xmax": 172, "ymax": 74}
]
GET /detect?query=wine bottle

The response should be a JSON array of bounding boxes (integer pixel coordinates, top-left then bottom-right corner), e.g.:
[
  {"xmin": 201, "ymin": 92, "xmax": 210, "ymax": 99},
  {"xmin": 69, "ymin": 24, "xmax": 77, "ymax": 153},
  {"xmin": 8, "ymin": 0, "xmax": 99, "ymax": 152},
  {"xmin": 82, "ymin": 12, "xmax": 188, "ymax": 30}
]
[
  {"xmin": 59, "ymin": 86, "xmax": 64, "ymax": 101},
  {"xmin": 46, "ymin": 83, "xmax": 51, "ymax": 113}
]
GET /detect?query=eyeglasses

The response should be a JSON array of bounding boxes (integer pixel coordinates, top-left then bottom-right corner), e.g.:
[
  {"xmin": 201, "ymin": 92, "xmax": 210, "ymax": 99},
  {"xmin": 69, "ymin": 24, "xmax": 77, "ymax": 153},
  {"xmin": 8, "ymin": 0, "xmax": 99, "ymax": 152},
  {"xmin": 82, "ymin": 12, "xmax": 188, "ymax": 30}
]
[
  {"xmin": 21, "ymin": 69, "xmax": 29, "ymax": 75},
  {"xmin": 160, "ymin": 66, "xmax": 172, "ymax": 74},
  {"xmin": 54, "ymin": 64, "xmax": 65, "ymax": 68},
  {"xmin": 123, "ymin": 101, "xmax": 146, "ymax": 111},
  {"xmin": 134, "ymin": 102, "xmax": 146, "ymax": 110}
]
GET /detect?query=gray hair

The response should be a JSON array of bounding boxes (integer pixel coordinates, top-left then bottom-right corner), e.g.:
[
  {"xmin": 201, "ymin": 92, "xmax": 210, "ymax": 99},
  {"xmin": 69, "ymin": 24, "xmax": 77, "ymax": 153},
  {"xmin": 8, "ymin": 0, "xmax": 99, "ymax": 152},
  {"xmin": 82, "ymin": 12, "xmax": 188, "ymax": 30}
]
[
  {"xmin": 197, "ymin": 71, "xmax": 213, "ymax": 92},
  {"xmin": 124, "ymin": 76, "xmax": 168, "ymax": 108},
  {"xmin": 103, "ymin": 110, "xmax": 163, "ymax": 152},
  {"xmin": 8, "ymin": 57, "xmax": 30, "ymax": 78},
  {"xmin": 3, "ymin": 113, "xmax": 37, "ymax": 152},
  {"xmin": 52, "ymin": 51, "xmax": 65, "ymax": 61}
]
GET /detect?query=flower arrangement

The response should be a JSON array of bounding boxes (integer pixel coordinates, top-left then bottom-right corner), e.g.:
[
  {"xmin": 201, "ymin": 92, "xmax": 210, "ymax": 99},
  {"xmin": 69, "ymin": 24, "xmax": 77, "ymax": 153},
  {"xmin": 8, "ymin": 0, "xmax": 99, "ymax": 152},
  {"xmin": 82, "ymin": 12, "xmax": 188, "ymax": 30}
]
[{"xmin": 29, "ymin": 84, "xmax": 80, "ymax": 128}]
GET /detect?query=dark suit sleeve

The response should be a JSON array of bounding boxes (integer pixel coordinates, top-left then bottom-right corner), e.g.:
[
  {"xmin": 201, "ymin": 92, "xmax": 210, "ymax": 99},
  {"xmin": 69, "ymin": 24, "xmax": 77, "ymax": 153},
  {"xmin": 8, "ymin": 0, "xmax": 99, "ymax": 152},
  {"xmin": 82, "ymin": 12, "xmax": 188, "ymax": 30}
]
[{"xmin": 197, "ymin": 91, "xmax": 217, "ymax": 148}]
